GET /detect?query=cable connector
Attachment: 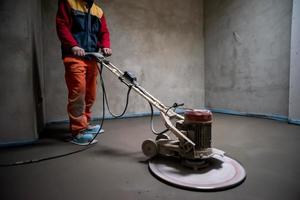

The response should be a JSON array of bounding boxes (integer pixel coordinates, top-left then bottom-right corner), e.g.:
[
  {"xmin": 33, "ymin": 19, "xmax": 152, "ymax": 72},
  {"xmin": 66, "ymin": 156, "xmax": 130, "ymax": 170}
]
[
  {"xmin": 172, "ymin": 102, "xmax": 184, "ymax": 108},
  {"xmin": 123, "ymin": 71, "xmax": 137, "ymax": 84}
]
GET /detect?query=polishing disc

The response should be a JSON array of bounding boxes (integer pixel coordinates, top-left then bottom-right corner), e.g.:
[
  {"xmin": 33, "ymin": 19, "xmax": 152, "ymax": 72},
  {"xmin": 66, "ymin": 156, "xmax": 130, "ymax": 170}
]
[{"xmin": 148, "ymin": 155, "xmax": 246, "ymax": 191}]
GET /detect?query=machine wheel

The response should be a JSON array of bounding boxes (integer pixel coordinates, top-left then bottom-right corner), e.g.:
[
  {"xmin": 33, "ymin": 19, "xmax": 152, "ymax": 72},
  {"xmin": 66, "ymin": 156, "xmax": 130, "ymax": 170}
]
[
  {"xmin": 142, "ymin": 139, "xmax": 158, "ymax": 158},
  {"xmin": 155, "ymin": 133, "xmax": 171, "ymax": 141}
]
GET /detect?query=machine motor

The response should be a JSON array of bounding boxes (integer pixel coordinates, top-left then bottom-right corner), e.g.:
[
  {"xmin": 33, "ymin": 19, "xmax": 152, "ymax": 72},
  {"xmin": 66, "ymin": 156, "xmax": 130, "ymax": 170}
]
[
  {"xmin": 176, "ymin": 109, "xmax": 213, "ymax": 160},
  {"xmin": 182, "ymin": 109, "xmax": 212, "ymax": 150}
]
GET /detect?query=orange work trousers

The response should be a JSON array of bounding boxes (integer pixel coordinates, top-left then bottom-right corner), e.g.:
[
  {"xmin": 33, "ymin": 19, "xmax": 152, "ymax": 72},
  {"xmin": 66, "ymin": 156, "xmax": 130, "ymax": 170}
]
[{"xmin": 63, "ymin": 57, "xmax": 99, "ymax": 135}]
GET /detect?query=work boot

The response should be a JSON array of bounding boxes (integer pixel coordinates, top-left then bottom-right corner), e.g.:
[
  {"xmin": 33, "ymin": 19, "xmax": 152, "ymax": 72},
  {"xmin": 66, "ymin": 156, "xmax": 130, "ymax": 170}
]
[
  {"xmin": 86, "ymin": 124, "xmax": 104, "ymax": 136},
  {"xmin": 70, "ymin": 133, "xmax": 98, "ymax": 146}
]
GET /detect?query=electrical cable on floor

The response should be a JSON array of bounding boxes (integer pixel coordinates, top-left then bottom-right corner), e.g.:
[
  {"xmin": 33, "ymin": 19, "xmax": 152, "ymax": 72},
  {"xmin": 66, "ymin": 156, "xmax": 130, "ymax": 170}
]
[
  {"xmin": 0, "ymin": 57, "xmax": 138, "ymax": 167},
  {"xmin": 0, "ymin": 55, "xmax": 182, "ymax": 167},
  {"xmin": 0, "ymin": 145, "xmax": 94, "ymax": 167},
  {"xmin": 0, "ymin": 58, "xmax": 108, "ymax": 167}
]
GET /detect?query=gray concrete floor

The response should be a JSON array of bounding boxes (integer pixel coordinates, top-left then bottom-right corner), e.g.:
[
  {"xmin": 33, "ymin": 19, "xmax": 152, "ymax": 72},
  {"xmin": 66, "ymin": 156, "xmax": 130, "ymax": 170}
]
[{"xmin": 0, "ymin": 113, "xmax": 299, "ymax": 200}]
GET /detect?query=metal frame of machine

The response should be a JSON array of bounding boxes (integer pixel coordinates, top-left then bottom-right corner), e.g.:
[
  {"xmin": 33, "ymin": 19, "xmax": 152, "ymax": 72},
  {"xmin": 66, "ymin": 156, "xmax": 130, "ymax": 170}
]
[
  {"xmin": 87, "ymin": 52, "xmax": 224, "ymax": 163},
  {"xmin": 86, "ymin": 52, "xmax": 246, "ymax": 191}
]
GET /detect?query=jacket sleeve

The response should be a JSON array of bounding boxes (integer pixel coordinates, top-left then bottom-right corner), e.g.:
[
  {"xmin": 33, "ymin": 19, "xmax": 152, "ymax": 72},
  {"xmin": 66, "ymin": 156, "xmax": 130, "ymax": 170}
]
[
  {"xmin": 98, "ymin": 14, "xmax": 111, "ymax": 48},
  {"xmin": 56, "ymin": 0, "xmax": 78, "ymax": 48}
]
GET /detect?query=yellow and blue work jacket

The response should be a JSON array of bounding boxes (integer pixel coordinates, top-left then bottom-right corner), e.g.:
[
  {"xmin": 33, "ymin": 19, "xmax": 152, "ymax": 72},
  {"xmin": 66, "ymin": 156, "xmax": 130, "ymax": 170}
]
[{"xmin": 56, "ymin": 0, "xmax": 110, "ymax": 57}]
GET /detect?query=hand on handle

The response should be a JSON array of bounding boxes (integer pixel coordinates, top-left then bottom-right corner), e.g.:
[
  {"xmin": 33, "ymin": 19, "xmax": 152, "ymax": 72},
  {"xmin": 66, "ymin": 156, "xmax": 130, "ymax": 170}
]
[
  {"xmin": 102, "ymin": 48, "xmax": 112, "ymax": 57},
  {"xmin": 71, "ymin": 46, "xmax": 86, "ymax": 57}
]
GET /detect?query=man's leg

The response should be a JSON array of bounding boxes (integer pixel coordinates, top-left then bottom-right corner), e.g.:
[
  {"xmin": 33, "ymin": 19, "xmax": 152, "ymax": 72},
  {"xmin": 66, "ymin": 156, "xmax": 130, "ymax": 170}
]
[
  {"xmin": 64, "ymin": 57, "xmax": 88, "ymax": 136},
  {"xmin": 85, "ymin": 59, "xmax": 99, "ymax": 124}
]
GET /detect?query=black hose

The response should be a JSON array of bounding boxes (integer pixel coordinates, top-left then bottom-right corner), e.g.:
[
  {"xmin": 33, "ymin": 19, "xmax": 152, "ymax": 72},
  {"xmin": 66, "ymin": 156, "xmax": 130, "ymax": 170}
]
[
  {"xmin": 0, "ymin": 56, "xmax": 179, "ymax": 167},
  {"xmin": 98, "ymin": 60, "xmax": 132, "ymax": 118},
  {"xmin": 0, "ymin": 59, "xmax": 107, "ymax": 167},
  {"xmin": 149, "ymin": 102, "xmax": 169, "ymax": 135},
  {"xmin": 103, "ymin": 79, "xmax": 132, "ymax": 118}
]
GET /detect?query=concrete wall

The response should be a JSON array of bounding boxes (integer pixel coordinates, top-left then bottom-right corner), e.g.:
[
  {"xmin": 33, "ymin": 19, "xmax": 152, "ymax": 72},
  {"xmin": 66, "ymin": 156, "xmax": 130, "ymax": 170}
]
[
  {"xmin": 0, "ymin": 0, "xmax": 42, "ymax": 144},
  {"xmin": 43, "ymin": 0, "xmax": 205, "ymax": 122},
  {"xmin": 32, "ymin": 0, "xmax": 45, "ymax": 133},
  {"xmin": 204, "ymin": 0, "xmax": 293, "ymax": 116},
  {"xmin": 1, "ymin": 0, "xmax": 298, "ymax": 144},
  {"xmin": 289, "ymin": 0, "xmax": 300, "ymax": 122}
]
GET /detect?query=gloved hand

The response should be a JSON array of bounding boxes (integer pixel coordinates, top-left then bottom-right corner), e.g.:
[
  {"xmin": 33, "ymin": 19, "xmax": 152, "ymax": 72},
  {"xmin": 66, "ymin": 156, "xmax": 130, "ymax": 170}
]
[
  {"xmin": 102, "ymin": 48, "xmax": 112, "ymax": 57},
  {"xmin": 72, "ymin": 46, "xmax": 85, "ymax": 57}
]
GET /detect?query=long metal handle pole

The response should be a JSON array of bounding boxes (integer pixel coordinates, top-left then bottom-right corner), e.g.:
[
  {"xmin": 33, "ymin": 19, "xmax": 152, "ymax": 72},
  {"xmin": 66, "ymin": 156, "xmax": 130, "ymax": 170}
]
[
  {"xmin": 102, "ymin": 61, "xmax": 184, "ymax": 120},
  {"xmin": 101, "ymin": 62, "xmax": 166, "ymax": 111},
  {"xmin": 97, "ymin": 58, "xmax": 194, "ymax": 146}
]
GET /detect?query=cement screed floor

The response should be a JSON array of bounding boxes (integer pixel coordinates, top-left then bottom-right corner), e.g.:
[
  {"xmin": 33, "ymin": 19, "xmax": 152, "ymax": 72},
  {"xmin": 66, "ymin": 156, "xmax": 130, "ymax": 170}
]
[{"xmin": 0, "ymin": 114, "xmax": 299, "ymax": 200}]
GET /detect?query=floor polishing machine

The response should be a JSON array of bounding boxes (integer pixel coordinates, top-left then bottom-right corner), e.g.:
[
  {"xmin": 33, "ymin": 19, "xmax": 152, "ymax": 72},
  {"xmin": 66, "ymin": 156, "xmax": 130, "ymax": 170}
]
[{"xmin": 87, "ymin": 52, "xmax": 246, "ymax": 191}]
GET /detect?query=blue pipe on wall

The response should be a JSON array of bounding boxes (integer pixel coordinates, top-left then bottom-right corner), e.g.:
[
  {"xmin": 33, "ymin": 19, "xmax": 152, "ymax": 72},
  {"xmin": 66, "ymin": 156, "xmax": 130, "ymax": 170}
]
[{"xmin": 1, "ymin": 108, "xmax": 299, "ymax": 147}]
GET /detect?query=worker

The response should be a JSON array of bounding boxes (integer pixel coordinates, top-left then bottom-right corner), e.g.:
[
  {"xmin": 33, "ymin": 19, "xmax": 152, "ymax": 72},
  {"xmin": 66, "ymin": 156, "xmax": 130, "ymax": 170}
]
[{"xmin": 56, "ymin": 0, "xmax": 112, "ymax": 145}]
